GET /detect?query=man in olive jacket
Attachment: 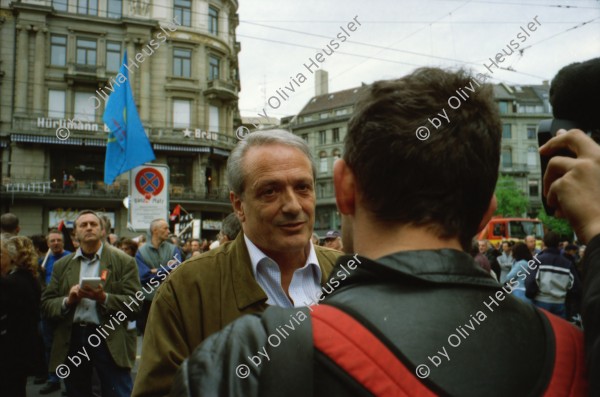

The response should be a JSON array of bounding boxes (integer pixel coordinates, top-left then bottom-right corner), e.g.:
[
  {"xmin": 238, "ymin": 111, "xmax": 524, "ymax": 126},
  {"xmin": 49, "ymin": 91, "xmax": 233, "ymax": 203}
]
[
  {"xmin": 41, "ymin": 210, "xmax": 141, "ymax": 397},
  {"xmin": 133, "ymin": 130, "xmax": 341, "ymax": 397}
]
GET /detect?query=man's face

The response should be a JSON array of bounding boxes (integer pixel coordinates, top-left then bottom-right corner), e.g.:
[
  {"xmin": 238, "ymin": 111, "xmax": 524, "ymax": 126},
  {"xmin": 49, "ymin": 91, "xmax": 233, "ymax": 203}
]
[
  {"xmin": 47, "ymin": 233, "xmax": 64, "ymax": 255},
  {"xmin": 75, "ymin": 214, "xmax": 103, "ymax": 245},
  {"xmin": 191, "ymin": 241, "xmax": 200, "ymax": 252},
  {"xmin": 324, "ymin": 237, "xmax": 343, "ymax": 251},
  {"xmin": 478, "ymin": 241, "xmax": 487, "ymax": 254},
  {"xmin": 233, "ymin": 144, "xmax": 315, "ymax": 255},
  {"xmin": 153, "ymin": 221, "xmax": 170, "ymax": 242},
  {"xmin": 502, "ymin": 243, "xmax": 511, "ymax": 254},
  {"xmin": 525, "ymin": 237, "xmax": 536, "ymax": 251}
]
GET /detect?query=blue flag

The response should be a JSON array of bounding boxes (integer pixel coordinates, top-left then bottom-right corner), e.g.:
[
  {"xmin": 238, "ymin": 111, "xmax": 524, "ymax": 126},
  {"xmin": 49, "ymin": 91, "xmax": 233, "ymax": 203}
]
[{"xmin": 103, "ymin": 51, "xmax": 155, "ymax": 185}]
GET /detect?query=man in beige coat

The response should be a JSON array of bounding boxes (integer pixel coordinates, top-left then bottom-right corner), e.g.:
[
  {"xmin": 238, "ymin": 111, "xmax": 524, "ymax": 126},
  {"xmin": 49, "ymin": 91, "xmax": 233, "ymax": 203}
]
[
  {"xmin": 41, "ymin": 210, "xmax": 141, "ymax": 397},
  {"xmin": 133, "ymin": 130, "xmax": 341, "ymax": 397}
]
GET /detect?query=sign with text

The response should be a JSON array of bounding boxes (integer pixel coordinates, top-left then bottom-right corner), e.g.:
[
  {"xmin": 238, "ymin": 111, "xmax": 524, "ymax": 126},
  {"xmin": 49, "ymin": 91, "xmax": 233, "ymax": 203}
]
[{"xmin": 129, "ymin": 164, "xmax": 169, "ymax": 231}]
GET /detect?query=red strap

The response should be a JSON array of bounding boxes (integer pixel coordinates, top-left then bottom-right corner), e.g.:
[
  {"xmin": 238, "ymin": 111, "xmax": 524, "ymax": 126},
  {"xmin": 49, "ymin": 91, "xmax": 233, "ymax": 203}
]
[
  {"xmin": 540, "ymin": 310, "xmax": 588, "ymax": 397},
  {"xmin": 311, "ymin": 305, "xmax": 436, "ymax": 397}
]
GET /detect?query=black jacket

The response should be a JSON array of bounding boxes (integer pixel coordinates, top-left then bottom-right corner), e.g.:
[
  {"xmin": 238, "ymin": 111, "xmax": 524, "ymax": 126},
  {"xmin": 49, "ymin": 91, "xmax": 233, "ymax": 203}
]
[
  {"xmin": 172, "ymin": 249, "xmax": 583, "ymax": 397},
  {"xmin": 582, "ymin": 234, "xmax": 600, "ymax": 396},
  {"xmin": 0, "ymin": 268, "xmax": 41, "ymax": 374}
]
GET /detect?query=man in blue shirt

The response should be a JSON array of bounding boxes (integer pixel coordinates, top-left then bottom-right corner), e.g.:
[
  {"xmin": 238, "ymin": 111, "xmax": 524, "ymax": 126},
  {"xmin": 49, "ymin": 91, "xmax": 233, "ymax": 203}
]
[{"xmin": 39, "ymin": 228, "xmax": 70, "ymax": 395}]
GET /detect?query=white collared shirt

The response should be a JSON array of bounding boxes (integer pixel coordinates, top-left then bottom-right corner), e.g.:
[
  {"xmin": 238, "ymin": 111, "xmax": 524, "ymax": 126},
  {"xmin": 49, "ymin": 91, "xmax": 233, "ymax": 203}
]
[
  {"xmin": 73, "ymin": 244, "xmax": 104, "ymax": 324},
  {"xmin": 244, "ymin": 235, "xmax": 322, "ymax": 308}
]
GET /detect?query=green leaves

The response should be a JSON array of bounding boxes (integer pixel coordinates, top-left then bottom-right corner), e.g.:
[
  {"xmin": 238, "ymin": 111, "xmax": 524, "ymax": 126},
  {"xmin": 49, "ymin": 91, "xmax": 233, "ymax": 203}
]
[{"xmin": 494, "ymin": 175, "xmax": 528, "ymax": 217}]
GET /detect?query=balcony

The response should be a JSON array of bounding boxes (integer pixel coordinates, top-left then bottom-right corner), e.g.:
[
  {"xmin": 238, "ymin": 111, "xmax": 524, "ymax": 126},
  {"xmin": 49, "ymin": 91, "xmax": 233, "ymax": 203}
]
[
  {"xmin": 0, "ymin": 179, "xmax": 126, "ymax": 198},
  {"xmin": 0, "ymin": 179, "xmax": 230, "ymax": 203},
  {"xmin": 500, "ymin": 163, "xmax": 529, "ymax": 176},
  {"xmin": 204, "ymin": 79, "xmax": 238, "ymax": 101}
]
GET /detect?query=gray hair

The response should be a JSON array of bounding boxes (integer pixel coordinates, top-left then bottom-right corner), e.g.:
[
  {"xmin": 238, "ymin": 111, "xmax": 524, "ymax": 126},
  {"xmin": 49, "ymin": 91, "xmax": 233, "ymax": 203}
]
[
  {"xmin": 226, "ymin": 129, "xmax": 316, "ymax": 196},
  {"xmin": 221, "ymin": 213, "xmax": 241, "ymax": 240},
  {"xmin": 149, "ymin": 218, "xmax": 167, "ymax": 236}
]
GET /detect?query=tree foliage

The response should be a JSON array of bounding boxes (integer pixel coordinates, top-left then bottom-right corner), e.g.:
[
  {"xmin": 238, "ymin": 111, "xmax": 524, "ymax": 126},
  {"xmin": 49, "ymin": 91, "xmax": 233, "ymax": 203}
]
[
  {"xmin": 537, "ymin": 207, "xmax": 574, "ymax": 240},
  {"xmin": 494, "ymin": 175, "xmax": 528, "ymax": 217}
]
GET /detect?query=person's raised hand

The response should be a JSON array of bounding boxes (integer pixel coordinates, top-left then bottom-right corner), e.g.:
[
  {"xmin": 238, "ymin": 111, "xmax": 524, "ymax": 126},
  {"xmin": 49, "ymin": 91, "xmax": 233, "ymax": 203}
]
[{"xmin": 540, "ymin": 128, "xmax": 600, "ymax": 243}]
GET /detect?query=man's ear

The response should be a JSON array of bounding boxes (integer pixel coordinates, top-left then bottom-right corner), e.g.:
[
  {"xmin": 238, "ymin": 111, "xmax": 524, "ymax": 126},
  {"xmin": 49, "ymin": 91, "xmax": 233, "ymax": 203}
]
[
  {"xmin": 333, "ymin": 159, "xmax": 356, "ymax": 216},
  {"xmin": 230, "ymin": 192, "xmax": 245, "ymax": 223},
  {"xmin": 477, "ymin": 194, "xmax": 497, "ymax": 233}
]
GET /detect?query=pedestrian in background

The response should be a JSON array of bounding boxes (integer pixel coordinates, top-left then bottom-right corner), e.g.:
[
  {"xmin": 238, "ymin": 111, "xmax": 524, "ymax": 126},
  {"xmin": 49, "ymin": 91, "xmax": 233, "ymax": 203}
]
[{"xmin": 0, "ymin": 235, "xmax": 42, "ymax": 397}]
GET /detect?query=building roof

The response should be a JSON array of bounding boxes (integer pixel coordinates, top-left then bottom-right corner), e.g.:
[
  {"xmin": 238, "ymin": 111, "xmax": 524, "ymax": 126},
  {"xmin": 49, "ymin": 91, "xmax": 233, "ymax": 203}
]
[
  {"xmin": 298, "ymin": 86, "xmax": 366, "ymax": 116},
  {"xmin": 297, "ymin": 82, "xmax": 549, "ymax": 118}
]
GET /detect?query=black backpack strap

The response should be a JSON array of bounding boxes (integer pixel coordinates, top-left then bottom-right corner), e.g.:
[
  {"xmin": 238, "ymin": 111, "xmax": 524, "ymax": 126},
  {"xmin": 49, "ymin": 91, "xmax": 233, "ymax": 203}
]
[{"xmin": 258, "ymin": 306, "xmax": 314, "ymax": 397}]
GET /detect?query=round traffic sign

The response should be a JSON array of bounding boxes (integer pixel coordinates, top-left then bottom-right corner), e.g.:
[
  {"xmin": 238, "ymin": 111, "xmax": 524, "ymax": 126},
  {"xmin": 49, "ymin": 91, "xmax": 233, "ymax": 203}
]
[{"xmin": 135, "ymin": 167, "xmax": 165, "ymax": 198}]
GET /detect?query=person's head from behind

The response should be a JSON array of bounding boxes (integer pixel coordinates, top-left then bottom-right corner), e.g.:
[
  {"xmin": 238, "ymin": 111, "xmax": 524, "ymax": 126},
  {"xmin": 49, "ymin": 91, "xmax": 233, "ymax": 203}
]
[
  {"xmin": 335, "ymin": 68, "xmax": 501, "ymax": 253},
  {"xmin": 564, "ymin": 243, "xmax": 578, "ymax": 256},
  {"xmin": 0, "ymin": 213, "xmax": 20, "ymax": 235},
  {"xmin": 543, "ymin": 231, "xmax": 561, "ymax": 249},
  {"xmin": 512, "ymin": 242, "xmax": 533, "ymax": 262},
  {"xmin": 220, "ymin": 213, "xmax": 241, "ymax": 244},
  {"xmin": 2, "ymin": 235, "xmax": 38, "ymax": 277},
  {"xmin": 227, "ymin": 129, "xmax": 316, "ymax": 257}
]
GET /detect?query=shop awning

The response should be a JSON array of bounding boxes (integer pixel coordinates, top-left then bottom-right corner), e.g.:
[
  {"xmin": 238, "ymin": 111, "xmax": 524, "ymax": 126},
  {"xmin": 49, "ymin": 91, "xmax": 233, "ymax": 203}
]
[
  {"xmin": 153, "ymin": 144, "xmax": 210, "ymax": 153},
  {"xmin": 11, "ymin": 134, "xmax": 83, "ymax": 145}
]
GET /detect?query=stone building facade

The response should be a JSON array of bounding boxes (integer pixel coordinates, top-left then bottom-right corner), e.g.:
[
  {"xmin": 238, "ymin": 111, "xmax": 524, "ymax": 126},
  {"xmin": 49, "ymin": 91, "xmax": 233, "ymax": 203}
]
[{"xmin": 0, "ymin": 0, "xmax": 241, "ymax": 238}]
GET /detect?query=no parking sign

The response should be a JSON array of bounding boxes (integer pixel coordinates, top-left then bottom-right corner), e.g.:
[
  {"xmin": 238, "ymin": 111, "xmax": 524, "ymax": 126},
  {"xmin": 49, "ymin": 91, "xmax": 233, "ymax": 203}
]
[{"xmin": 129, "ymin": 164, "xmax": 169, "ymax": 231}]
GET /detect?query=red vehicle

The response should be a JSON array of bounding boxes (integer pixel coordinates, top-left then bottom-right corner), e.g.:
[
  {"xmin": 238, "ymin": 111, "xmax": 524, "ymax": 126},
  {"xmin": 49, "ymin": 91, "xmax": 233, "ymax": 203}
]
[{"xmin": 477, "ymin": 217, "xmax": 544, "ymax": 249}]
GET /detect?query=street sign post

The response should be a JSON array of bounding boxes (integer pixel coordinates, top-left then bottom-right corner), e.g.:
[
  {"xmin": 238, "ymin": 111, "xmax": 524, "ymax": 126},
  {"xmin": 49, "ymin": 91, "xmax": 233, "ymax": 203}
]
[{"xmin": 128, "ymin": 164, "xmax": 169, "ymax": 231}]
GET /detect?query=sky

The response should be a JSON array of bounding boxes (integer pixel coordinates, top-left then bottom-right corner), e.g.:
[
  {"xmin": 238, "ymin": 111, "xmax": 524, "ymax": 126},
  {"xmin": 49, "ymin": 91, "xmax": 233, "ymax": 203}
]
[{"xmin": 236, "ymin": 0, "xmax": 600, "ymax": 120}]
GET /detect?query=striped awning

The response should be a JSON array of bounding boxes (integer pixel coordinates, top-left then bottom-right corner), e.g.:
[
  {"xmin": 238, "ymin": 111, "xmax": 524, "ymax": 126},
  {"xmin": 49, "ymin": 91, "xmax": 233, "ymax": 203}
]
[
  {"xmin": 84, "ymin": 138, "xmax": 107, "ymax": 147},
  {"xmin": 212, "ymin": 148, "xmax": 230, "ymax": 157},
  {"xmin": 153, "ymin": 144, "xmax": 210, "ymax": 153},
  {"xmin": 11, "ymin": 134, "xmax": 83, "ymax": 145}
]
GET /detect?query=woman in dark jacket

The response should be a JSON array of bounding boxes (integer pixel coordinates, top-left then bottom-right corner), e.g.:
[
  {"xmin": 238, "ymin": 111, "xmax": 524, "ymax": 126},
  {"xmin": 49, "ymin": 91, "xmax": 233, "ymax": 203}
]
[{"xmin": 0, "ymin": 234, "xmax": 41, "ymax": 397}]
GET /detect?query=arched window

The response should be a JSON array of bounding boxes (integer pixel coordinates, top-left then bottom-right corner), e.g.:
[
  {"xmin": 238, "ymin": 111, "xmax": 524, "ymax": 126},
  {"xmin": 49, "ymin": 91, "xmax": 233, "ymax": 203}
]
[{"xmin": 319, "ymin": 151, "xmax": 328, "ymax": 173}]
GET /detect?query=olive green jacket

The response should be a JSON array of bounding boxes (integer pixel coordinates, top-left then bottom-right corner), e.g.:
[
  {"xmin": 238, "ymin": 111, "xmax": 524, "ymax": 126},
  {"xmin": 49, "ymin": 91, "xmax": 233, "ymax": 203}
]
[
  {"xmin": 132, "ymin": 233, "xmax": 340, "ymax": 397},
  {"xmin": 41, "ymin": 244, "xmax": 142, "ymax": 371}
]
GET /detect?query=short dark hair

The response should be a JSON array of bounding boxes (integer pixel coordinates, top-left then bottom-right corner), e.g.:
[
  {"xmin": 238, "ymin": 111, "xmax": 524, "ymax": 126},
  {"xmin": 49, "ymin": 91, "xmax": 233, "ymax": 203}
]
[
  {"xmin": 543, "ymin": 231, "xmax": 561, "ymax": 248},
  {"xmin": 512, "ymin": 242, "xmax": 533, "ymax": 262},
  {"xmin": 119, "ymin": 238, "xmax": 138, "ymax": 256},
  {"xmin": 222, "ymin": 213, "xmax": 241, "ymax": 240},
  {"xmin": 74, "ymin": 210, "xmax": 103, "ymax": 230},
  {"xmin": 345, "ymin": 68, "xmax": 501, "ymax": 250},
  {"xmin": 0, "ymin": 213, "xmax": 19, "ymax": 234}
]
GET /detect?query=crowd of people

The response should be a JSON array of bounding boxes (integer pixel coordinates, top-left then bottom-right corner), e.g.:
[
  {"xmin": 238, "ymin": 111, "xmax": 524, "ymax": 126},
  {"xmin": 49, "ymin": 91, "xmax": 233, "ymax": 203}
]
[
  {"xmin": 0, "ymin": 210, "xmax": 242, "ymax": 397},
  {"xmin": 1, "ymin": 60, "xmax": 599, "ymax": 397},
  {"xmin": 473, "ymin": 233, "xmax": 584, "ymax": 325}
]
